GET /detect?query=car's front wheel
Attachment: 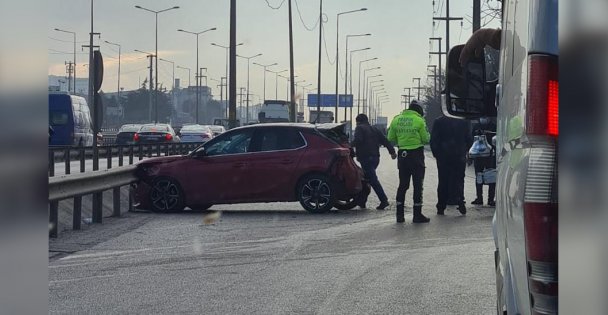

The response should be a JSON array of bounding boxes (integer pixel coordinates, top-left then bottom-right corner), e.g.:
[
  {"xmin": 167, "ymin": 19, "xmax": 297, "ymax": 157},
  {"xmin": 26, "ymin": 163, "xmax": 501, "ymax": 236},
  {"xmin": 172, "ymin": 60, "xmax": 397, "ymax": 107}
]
[
  {"xmin": 297, "ymin": 174, "xmax": 335, "ymax": 213},
  {"xmin": 149, "ymin": 177, "xmax": 185, "ymax": 212}
]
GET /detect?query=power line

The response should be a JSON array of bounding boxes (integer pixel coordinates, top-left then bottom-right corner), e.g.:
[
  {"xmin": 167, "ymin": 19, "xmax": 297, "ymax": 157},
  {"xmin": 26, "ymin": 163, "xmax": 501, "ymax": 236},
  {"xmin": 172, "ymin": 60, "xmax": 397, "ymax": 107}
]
[
  {"xmin": 264, "ymin": 0, "xmax": 286, "ymax": 10},
  {"xmin": 321, "ymin": 17, "xmax": 335, "ymax": 65},
  {"xmin": 294, "ymin": 0, "xmax": 320, "ymax": 31}
]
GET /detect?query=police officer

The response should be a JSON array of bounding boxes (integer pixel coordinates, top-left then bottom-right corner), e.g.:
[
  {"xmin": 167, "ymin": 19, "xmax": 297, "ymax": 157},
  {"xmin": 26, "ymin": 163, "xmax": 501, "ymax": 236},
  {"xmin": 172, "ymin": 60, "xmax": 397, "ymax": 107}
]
[{"xmin": 388, "ymin": 100, "xmax": 431, "ymax": 223}]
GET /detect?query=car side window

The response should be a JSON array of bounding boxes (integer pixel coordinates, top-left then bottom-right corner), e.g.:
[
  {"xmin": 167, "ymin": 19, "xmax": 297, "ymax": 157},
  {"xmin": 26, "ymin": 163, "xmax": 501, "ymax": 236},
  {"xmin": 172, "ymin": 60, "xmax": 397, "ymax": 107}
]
[
  {"xmin": 204, "ymin": 130, "xmax": 253, "ymax": 156},
  {"xmin": 254, "ymin": 129, "xmax": 305, "ymax": 152}
]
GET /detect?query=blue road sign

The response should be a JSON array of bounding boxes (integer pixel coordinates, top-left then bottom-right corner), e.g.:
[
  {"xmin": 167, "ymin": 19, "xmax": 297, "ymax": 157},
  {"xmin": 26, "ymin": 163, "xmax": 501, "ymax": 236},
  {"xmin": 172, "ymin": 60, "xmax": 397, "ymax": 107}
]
[{"xmin": 308, "ymin": 94, "xmax": 353, "ymax": 107}]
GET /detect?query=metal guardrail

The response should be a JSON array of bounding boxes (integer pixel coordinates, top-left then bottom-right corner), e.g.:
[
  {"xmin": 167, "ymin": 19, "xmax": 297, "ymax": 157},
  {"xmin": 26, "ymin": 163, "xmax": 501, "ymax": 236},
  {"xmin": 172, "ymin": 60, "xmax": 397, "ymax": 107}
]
[
  {"xmin": 48, "ymin": 142, "xmax": 205, "ymax": 177},
  {"xmin": 48, "ymin": 165, "xmax": 138, "ymax": 238}
]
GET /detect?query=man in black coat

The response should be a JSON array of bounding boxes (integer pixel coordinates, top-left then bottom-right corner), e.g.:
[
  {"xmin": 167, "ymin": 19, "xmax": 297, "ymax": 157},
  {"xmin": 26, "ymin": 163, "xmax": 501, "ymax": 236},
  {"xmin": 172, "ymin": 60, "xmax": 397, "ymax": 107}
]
[
  {"xmin": 430, "ymin": 115, "xmax": 472, "ymax": 215},
  {"xmin": 351, "ymin": 114, "xmax": 397, "ymax": 210},
  {"xmin": 471, "ymin": 118, "xmax": 497, "ymax": 206}
]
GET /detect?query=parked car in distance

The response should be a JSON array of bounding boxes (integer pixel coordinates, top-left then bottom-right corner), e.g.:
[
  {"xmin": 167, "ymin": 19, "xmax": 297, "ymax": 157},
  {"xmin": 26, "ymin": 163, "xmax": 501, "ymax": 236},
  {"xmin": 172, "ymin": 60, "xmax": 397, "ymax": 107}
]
[
  {"xmin": 208, "ymin": 125, "xmax": 226, "ymax": 137},
  {"xmin": 48, "ymin": 93, "xmax": 94, "ymax": 146},
  {"xmin": 179, "ymin": 124, "xmax": 214, "ymax": 143},
  {"xmin": 133, "ymin": 123, "xmax": 180, "ymax": 144},
  {"xmin": 115, "ymin": 124, "xmax": 142, "ymax": 145},
  {"xmin": 132, "ymin": 123, "xmax": 365, "ymax": 213}
]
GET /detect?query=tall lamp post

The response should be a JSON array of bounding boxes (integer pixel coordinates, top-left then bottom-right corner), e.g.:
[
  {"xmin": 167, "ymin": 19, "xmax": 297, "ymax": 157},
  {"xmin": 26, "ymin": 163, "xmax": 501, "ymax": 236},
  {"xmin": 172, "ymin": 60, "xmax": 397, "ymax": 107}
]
[
  {"xmin": 253, "ymin": 62, "xmax": 278, "ymax": 101},
  {"xmin": 178, "ymin": 27, "xmax": 217, "ymax": 123},
  {"xmin": 357, "ymin": 58, "xmax": 377, "ymax": 114},
  {"xmin": 346, "ymin": 41, "xmax": 370, "ymax": 122},
  {"xmin": 335, "ymin": 8, "xmax": 367, "ymax": 120},
  {"xmin": 211, "ymin": 42, "xmax": 244, "ymax": 109},
  {"xmin": 237, "ymin": 53, "xmax": 262, "ymax": 123},
  {"xmin": 363, "ymin": 69, "xmax": 381, "ymax": 115},
  {"xmin": 54, "ymin": 28, "xmax": 76, "ymax": 94},
  {"xmin": 134, "ymin": 4, "xmax": 180, "ymax": 123},
  {"xmin": 104, "ymin": 40, "xmax": 121, "ymax": 105}
]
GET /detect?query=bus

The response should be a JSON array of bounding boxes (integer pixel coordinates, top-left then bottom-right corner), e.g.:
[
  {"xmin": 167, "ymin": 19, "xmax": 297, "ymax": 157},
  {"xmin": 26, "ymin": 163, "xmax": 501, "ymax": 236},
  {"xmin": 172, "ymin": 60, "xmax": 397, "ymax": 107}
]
[{"xmin": 49, "ymin": 93, "xmax": 94, "ymax": 146}]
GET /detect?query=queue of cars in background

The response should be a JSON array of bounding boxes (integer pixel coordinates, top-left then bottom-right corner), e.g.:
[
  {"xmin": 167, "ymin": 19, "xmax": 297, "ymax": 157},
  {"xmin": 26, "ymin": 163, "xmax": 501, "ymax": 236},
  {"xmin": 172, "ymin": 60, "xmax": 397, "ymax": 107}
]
[
  {"xmin": 132, "ymin": 123, "xmax": 366, "ymax": 213},
  {"xmin": 133, "ymin": 124, "xmax": 181, "ymax": 144},
  {"xmin": 179, "ymin": 124, "xmax": 214, "ymax": 143}
]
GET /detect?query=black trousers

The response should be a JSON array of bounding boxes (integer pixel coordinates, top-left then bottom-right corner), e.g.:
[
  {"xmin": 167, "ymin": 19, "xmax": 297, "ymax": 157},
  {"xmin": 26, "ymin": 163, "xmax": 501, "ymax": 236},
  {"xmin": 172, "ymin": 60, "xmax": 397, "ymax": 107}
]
[
  {"xmin": 436, "ymin": 155, "xmax": 466, "ymax": 207},
  {"xmin": 474, "ymin": 157, "xmax": 496, "ymax": 201},
  {"xmin": 396, "ymin": 148, "xmax": 425, "ymax": 207}
]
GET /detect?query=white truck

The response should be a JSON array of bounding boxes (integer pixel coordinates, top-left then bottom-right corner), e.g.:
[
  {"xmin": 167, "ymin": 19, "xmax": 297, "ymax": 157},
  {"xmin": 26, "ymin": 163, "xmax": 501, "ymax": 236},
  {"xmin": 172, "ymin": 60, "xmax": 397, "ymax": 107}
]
[
  {"xmin": 258, "ymin": 100, "xmax": 290, "ymax": 123},
  {"xmin": 309, "ymin": 110, "xmax": 334, "ymax": 124},
  {"xmin": 443, "ymin": 1, "xmax": 558, "ymax": 314}
]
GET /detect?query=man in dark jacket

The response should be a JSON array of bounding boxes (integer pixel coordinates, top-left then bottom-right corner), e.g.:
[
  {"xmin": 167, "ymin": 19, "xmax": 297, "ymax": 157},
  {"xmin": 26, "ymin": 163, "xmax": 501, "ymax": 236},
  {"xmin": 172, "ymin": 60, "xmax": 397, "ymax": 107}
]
[
  {"xmin": 351, "ymin": 113, "xmax": 397, "ymax": 210},
  {"xmin": 430, "ymin": 115, "xmax": 472, "ymax": 215},
  {"xmin": 471, "ymin": 118, "xmax": 497, "ymax": 206}
]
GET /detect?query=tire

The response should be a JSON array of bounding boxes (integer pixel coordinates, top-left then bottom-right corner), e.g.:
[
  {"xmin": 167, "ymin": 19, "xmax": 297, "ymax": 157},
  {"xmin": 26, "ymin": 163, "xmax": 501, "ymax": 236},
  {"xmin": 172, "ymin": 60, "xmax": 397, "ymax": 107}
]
[
  {"xmin": 297, "ymin": 174, "xmax": 335, "ymax": 213},
  {"xmin": 149, "ymin": 177, "xmax": 185, "ymax": 212}
]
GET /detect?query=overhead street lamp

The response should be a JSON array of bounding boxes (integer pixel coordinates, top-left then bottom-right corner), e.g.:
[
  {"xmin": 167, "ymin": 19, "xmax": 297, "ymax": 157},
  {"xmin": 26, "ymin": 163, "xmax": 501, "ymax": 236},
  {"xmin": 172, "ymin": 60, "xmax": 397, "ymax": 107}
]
[
  {"xmin": 363, "ymin": 69, "xmax": 381, "ymax": 115},
  {"xmin": 335, "ymin": 8, "xmax": 368, "ymax": 119},
  {"xmin": 54, "ymin": 28, "xmax": 76, "ymax": 94},
  {"xmin": 357, "ymin": 58, "xmax": 377, "ymax": 114},
  {"xmin": 237, "ymin": 53, "xmax": 262, "ymax": 123},
  {"xmin": 253, "ymin": 62, "xmax": 278, "ymax": 101},
  {"xmin": 267, "ymin": 69, "xmax": 288, "ymax": 99},
  {"xmin": 135, "ymin": 5, "xmax": 180, "ymax": 123},
  {"xmin": 176, "ymin": 65, "xmax": 191, "ymax": 87},
  {"xmin": 178, "ymin": 27, "xmax": 217, "ymax": 123},
  {"xmin": 211, "ymin": 42, "xmax": 244, "ymax": 108}
]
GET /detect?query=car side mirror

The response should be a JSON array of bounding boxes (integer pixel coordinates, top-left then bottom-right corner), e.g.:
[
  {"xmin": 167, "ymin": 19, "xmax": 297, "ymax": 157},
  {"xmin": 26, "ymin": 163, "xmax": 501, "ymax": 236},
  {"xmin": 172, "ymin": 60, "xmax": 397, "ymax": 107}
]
[
  {"xmin": 192, "ymin": 147, "xmax": 207, "ymax": 158},
  {"xmin": 443, "ymin": 44, "xmax": 497, "ymax": 119}
]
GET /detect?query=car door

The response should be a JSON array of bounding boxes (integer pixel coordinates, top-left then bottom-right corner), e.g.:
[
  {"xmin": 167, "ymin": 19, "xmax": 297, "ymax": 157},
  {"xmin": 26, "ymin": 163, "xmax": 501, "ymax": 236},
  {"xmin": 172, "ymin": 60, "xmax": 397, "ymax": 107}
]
[
  {"xmin": 244, "ymin": 128, "xmax": 307, "ymax": 202},
  {"xmin": 184, "ymin": 129, "xmax": 255, "ymax": 205}
]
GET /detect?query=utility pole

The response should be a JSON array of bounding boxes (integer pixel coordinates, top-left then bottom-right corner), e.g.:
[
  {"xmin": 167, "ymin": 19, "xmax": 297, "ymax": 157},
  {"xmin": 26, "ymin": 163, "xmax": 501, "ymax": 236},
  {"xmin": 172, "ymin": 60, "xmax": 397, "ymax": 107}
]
[
  {"xmin": 65, "ymin": 61, "xmax": 74, "ymax": 92},
  {"xmin": 412, "ymin": 78, "xmax": 423, "ymax": 101},
  {"xmin": 433, "ymin": 0, "xmax": 463, "ymax": 73},
  {"xmin": 428, "ymin": 65, "xmax": 439, "ymax": 98},
  {"xmin": 148, "ymin": 55, "xmax": 154, "ymax": 122},
  {"xmin": 288, "ymin": 0, "xmax": 296, "ymax": 122},
  {"xmin": 229, "ymin": 0, "xmax": 237, "ymax": 129},
  {"xmin": 239, "ymin": 87, "xmax": 246, "ymax": 122},
  {"xmin": 403, "ymin": 87, "xmax": 412, "ymax": 105},
  {"xmin": 429, "ymin": 37, "xmax": 444, "ymax": 92},
  {"xmin": 316, "ymin": 0, "xmax": 323, "ymax": 122},
  {"xmin": 473, "ymin": 0, "xmax": 481, "ymax": 32}
]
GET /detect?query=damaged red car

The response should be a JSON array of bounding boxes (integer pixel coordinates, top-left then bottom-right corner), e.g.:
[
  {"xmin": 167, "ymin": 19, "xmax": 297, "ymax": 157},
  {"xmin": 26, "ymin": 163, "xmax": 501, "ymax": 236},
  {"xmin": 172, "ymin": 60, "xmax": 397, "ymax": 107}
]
[{"xmin": 132, "ymin": 123, "xmax": 367, "ymax": 213}]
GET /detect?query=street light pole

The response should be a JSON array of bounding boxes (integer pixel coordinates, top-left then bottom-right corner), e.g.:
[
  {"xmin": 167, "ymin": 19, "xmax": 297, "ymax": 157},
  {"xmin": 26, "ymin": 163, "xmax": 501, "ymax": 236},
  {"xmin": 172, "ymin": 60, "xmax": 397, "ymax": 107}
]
[
  {"xmin": 176, "ymin": 66, "xmax": 191, "ymax": 87},
  {"xmin": 345, "ymin": 35, "xmax": 370, "ymax": 122},
  {"xmin": 335, "ymin": 8, "xmax": 367, "ymax": 121},
  {"xmin": 253, "ymin": 62, "xmax": 278, "ymax": 101},
  {"xmin": 357, "ymin": 58, "xmax": 377, "ymax": 114},
  {"xmin": 363, "ymin": 69, "xmax": 381, "ymax": 116},
  {"xmin": 267, "ymin": 69, "xmax": 288, "ymax": 99},
  {"xmin": 237, "ymin": 53, "xmax": 262, "ymax": 123},
  {"xmin": 178, "ymin": 27, "xmax": 217, "ymax": 124},
  {"xmin": 54, "ymin": 28, "xmax": 77, "ymax": 94},
  {"xmin": 135, "ymin": 5, "xmax": 180, "ymax": 123},
  {"xmin": 211, "ymin": 42, "xmax": 244, "ymax": 115}
]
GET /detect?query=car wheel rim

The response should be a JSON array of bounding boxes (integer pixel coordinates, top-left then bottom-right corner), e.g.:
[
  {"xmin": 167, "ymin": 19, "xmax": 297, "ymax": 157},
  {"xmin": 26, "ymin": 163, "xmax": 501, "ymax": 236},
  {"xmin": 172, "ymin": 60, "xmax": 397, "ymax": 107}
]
[
  {"xmin": 151, "ymin": 180, "xmax": 180, "ymax": 211},
  {"xmin": 301, "ymin": 179, "xmax": 331, "ymax": 210}
]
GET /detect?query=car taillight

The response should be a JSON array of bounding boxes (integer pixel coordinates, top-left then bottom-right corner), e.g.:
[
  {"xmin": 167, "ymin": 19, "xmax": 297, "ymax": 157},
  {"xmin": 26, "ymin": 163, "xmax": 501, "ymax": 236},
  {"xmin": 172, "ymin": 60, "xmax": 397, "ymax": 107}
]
[
  {"xmin": 524, "ymin": 137, "xmax": 558, "ymax": 314},
  {"xmin": 133, "ymin": 133, "xmax": 140, "ymax": 142},
  {"xmin": 527, "ymin": 54, "xmax": 559, "ymax": 137},
  {"xmin": 165, "ymin": 133, "xmax": 173, "ymax": 141}
]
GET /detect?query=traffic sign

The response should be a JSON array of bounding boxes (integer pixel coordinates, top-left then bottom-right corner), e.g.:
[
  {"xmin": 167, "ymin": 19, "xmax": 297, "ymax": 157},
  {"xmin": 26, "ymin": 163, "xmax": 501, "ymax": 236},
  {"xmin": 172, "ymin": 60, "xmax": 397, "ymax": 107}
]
[{"xmin": 307, "ymin": 94, "xmax": 353, "ymax": 107}]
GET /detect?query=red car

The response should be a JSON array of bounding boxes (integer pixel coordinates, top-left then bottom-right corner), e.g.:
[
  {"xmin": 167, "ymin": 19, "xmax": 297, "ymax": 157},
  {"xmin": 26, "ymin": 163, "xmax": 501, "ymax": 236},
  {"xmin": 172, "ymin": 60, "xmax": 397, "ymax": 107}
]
[{"xmin": 132, "ymin": 123, "xmax": 366, "ymax": 213}]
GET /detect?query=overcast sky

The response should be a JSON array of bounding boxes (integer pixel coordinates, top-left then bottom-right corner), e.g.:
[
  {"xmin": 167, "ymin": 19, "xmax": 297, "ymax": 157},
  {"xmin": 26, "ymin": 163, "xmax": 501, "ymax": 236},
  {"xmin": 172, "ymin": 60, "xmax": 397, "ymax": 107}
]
[{"xmin": 47, "ymin": 0, "xmax": 500, "ymax": 119}]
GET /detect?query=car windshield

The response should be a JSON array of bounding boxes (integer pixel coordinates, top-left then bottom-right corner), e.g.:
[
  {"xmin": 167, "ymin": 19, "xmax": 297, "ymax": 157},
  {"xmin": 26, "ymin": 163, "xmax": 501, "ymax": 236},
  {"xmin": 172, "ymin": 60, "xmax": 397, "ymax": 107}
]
[
  {"xmin": 180, "ymin": 125, "xmax": 209, "ymax": 133},
  {"xmin": 119, "ymin": 125, "xmax": 141, "ymax": 132},
  {"xmin": 140, "ymin": 125, "xmax": 169, "ymax": 132}
]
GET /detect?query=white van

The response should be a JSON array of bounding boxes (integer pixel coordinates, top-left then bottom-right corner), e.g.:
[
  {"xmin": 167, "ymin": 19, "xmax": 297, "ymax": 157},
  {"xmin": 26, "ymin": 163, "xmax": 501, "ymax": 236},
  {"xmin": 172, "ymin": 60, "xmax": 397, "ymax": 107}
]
[{"xmin": 443, "ymin": 1, "xmax": 558, "ymax": 314}]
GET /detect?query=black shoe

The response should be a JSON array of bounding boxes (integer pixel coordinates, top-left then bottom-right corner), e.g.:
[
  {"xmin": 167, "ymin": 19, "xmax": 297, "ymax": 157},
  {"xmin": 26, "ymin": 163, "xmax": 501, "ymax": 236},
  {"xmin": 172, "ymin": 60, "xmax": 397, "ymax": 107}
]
[
  {"xmin": 488, "ymin": 200, "xmax": 496, "ymax": 207},
  {"xmin": 458, "ymin": 204, "xmax": 467, "ymax": 215},
  {"xmin": 413, "ymin": 215, "xmax": 430, "ymax": 223},
  {"xmin": 471, "ymin": 198, "xmax": 483, "ymax": 205},
  {"xmin": 376, "ymin": 201, "xmax": 390, "ymax": 210}
]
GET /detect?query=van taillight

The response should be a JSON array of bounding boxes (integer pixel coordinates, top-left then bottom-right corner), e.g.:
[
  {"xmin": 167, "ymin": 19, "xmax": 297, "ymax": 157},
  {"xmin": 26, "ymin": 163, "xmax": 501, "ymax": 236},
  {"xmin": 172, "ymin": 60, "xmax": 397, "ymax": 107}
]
[
  {"xmin": 524, "ymin": 139, "xmax": 558, "ymax": 314},
  {"xmin": 527, "ymin": 55, "xmax": 559, "ymax": 136},
  {"xmin": 133, "ymin": 133, "xmax": 140, "ymax": 142}
]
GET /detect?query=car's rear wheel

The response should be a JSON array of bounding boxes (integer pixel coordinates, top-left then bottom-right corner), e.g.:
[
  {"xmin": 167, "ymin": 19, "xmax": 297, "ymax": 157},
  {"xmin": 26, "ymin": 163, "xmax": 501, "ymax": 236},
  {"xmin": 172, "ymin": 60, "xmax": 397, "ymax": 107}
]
[
  {"xmin": 149, "ymin": 177, "xmax": 185, "ymax": 212},
  {"xmin": 297, "ymin": 174, "xmax": 334, "ymax": 213}
]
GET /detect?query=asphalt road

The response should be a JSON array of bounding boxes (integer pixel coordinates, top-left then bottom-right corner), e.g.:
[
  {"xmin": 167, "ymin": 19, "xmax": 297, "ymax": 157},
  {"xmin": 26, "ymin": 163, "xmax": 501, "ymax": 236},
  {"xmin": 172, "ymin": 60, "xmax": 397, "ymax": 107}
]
[{"xmin": 49, "ymin": 150, "xmax": 497, "ymax": 314}]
